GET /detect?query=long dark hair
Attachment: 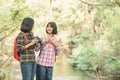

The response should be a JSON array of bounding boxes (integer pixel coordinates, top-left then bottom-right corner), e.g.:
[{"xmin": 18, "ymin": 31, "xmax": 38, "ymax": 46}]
[
  {"xmin": 20, "ymin": 17, "xmax": 34, "ymax": 33},
  {"xmin": 46, "ymin": 21, "xmax": 57, "ymax": 34}
]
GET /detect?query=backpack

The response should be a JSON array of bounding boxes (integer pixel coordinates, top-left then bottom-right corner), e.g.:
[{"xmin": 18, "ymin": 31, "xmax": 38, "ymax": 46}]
[{"xmin": 14, "ymin": 32, "xmax": 27, "ymax": 61}]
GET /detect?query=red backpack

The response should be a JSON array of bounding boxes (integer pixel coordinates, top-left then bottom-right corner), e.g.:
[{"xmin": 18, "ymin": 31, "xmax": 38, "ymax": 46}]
[
  {"xmin": 14, "ymin": 32, "xmax": 27, "ymax": 61},
  {"xmin": 14, "ymin": 39, "xmax": 19, "ymax": 61}
]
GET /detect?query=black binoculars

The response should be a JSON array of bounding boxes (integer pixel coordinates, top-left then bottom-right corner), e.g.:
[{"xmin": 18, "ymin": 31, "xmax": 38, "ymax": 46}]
[{"xmin": 34, "ymin": 36, "xmax": 42, "ymax": 44}]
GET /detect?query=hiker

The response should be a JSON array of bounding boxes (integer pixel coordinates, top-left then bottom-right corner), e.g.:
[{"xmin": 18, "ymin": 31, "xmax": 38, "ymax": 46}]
[
  {"xmin": 16, "ymin": 17, "xmax": 38, "ymax": 80},
  {"xmin": 35, "ymin": 22, "xmax": 61, "ymax": 80}
]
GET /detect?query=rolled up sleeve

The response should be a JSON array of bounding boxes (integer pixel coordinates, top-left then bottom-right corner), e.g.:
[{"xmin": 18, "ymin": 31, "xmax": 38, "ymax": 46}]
[{"xmin": 16, "ymin": 34, "xmax": 25, "ymax": 54}]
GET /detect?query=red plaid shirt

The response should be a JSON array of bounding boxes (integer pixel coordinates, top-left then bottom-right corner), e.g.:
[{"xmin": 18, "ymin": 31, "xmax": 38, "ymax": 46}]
[{"xmin": 36, "ymin": 36, "xmax": 60, "ymax": 67}]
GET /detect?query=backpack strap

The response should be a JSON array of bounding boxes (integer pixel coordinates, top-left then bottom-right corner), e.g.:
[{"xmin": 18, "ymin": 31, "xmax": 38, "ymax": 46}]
[{"xmin": 20, "ymin": 32, "xmax": 28, "ymax": 42}]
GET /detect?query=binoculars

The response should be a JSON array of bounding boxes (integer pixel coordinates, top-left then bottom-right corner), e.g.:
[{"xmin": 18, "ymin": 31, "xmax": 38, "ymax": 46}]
[{"xmin": 34, "ymin": 36, "xmax": 42, "ymax": 44}]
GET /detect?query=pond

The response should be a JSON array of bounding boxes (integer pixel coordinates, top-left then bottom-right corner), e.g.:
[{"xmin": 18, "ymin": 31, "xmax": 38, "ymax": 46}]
[
  {"xmin": 9, "ymin": 53, "xmax": 120, "ymax": 80},
  {"xmin": 53, "ymin": 53, "xmax": 94, "ymax": 80}
]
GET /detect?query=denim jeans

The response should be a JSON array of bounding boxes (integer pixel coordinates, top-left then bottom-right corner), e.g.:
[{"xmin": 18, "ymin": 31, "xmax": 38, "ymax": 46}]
[
  {"xmin": 36, "ymin": 64, "xmax": 53, "ymax": 80},
  {"xmin": 20, "ymin": 62, "xmax": 36, "ymax": 80}
]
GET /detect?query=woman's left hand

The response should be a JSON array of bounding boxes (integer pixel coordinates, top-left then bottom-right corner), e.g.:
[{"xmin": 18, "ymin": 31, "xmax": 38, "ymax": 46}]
[{"xmin": 51, "ymin": 37, "xmax": 57, "ymax": 46}]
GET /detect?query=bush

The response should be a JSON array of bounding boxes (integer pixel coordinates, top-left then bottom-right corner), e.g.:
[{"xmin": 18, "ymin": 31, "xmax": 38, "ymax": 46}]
[{"xmin": 69, "ymin": 26, "xmax": 120, "ymax": 76}]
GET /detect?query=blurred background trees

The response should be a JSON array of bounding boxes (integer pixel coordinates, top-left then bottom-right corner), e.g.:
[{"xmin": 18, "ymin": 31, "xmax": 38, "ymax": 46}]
[{"xmin": 0, "ymin": 0, "xmax": 120, "ymax": 80}]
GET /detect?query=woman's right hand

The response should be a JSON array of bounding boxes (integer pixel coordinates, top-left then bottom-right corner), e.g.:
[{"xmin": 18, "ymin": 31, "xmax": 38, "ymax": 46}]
[
  {"xmin": 30, "ymin": 39, "xmax": 38, "ymax": 46},
  {"xmin": 24, "ymin": 39, "xmax": 38, "ymax": 49},
  {"xmin": 45, "ymin": 37, "xmax": 50, "ymax": 43}
]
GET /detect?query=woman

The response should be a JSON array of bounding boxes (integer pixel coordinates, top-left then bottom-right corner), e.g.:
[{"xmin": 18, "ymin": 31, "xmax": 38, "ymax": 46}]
[
  {"xmin": 36, "ymin": 22, "xmax": 61, "ymax": 80},
  {"xmin": 16, "ymin": 17, "xmax": 38, "ymax": 80}
]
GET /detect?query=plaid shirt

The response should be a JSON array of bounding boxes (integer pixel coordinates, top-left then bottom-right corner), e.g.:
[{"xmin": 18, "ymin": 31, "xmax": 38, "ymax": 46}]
[
  {"xmin": 16, "ymin": 32, "xmax": 35, "ymax": 62},
  {"xmin": 36, "ymin": 36, "xmax": 60, "ymax": 67}
]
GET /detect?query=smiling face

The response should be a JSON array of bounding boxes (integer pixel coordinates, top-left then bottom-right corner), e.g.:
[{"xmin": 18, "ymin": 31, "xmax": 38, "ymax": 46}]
[
  {"xmin": 46, "ymin": 22, "xmax": 57, "ymax": 34},
  {"xmin": 46, "ymin": 24, "xmax": 53, "ymax": 34}
]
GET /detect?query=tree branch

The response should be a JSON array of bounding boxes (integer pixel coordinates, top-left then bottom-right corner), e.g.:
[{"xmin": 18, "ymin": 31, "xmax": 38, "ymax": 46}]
[
  {"xmin": 79, "ymin": 0, "xmax": 98, "ymax": 6},
  {"xmin": 0, "ymin": 10, "xmax": 20, "ymax": 34},
  {"xmin": 79, "ymin": 0, "xmax": 120, "ymax": 7},
  {"xmin": 0, "ymin": 26, "xmax": 19, "ymax": 41},
  {"xmin": 115, "ymin": 0, "xmax": 120, "ymax": 7},
  {"xmin": 0, "ymin": 55, "xmax": 12, "ymax": 68}
]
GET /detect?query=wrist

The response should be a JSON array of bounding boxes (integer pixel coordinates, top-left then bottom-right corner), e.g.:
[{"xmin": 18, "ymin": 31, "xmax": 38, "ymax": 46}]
[
  {"xmin": 53, "ymin": 43, "xmax": 57, "ymax": 47},
  {"xmin": 29, "ymin": 43, "xmax": 32, "ymax": 47}
]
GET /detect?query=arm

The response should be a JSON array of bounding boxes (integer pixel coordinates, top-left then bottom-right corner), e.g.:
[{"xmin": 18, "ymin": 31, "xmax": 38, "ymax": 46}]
[
  {"xmin": 44, "ymin": 36, "xmax": 61, "ymax": 55},
  {"xmin": 24, "ymin": 39, "xmax": 37, "ymax": 49},
  {"xmin": 53, "ymin": 38, "xmax": 61, "ymax": 55},
  {"xmin": 16, "ymin": 33, "xmax": 38, "ymax": 54}
]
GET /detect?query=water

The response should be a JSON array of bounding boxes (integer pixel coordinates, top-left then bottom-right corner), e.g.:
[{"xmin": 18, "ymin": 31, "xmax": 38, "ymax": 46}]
[
  {"xmin": 53, "ymin": 53, "xmax": 94, "ymax": 80},
  {"xmin": 10, "ymin": 53, "xmax": 120, "ymax": 80}
]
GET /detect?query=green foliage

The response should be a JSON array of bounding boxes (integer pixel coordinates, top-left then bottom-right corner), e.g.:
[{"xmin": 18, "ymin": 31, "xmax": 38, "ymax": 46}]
[
  {"xmin": 69, "ymin": 26, "xmax": 120, "ymax": 75},
  {"xmin": 69, "ymin": 0, "xmax": 120, "ymax": 76},
  {"xmin": 69, "ymin": 45, "xmax": 99, "ymax": 71},
  {"xmin": 108, "ymin": 27, "xmax": 120, "ymax": 52},
  {"xmin": 71, "ymin": 32, "xmax": 97, "ymax": 46}
]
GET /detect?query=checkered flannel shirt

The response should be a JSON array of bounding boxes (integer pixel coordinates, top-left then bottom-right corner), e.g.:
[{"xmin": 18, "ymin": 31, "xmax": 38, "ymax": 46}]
[
  {"xmin": 36, "ymin": 36, "xmax": 61, "ymax": 67},
  {"xmin": 16, "ymin": 32, "xmax": 35, "ymax": 62}
]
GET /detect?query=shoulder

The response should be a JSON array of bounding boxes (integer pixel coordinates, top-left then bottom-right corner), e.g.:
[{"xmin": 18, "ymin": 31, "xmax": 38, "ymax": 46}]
[
  {"xmin": 18, "ymin": 32, "xmax": 24, "ymax": 37},
  {"xmin": 16, "ymin": 32, "xmax": 24, "ymax": 39}
]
